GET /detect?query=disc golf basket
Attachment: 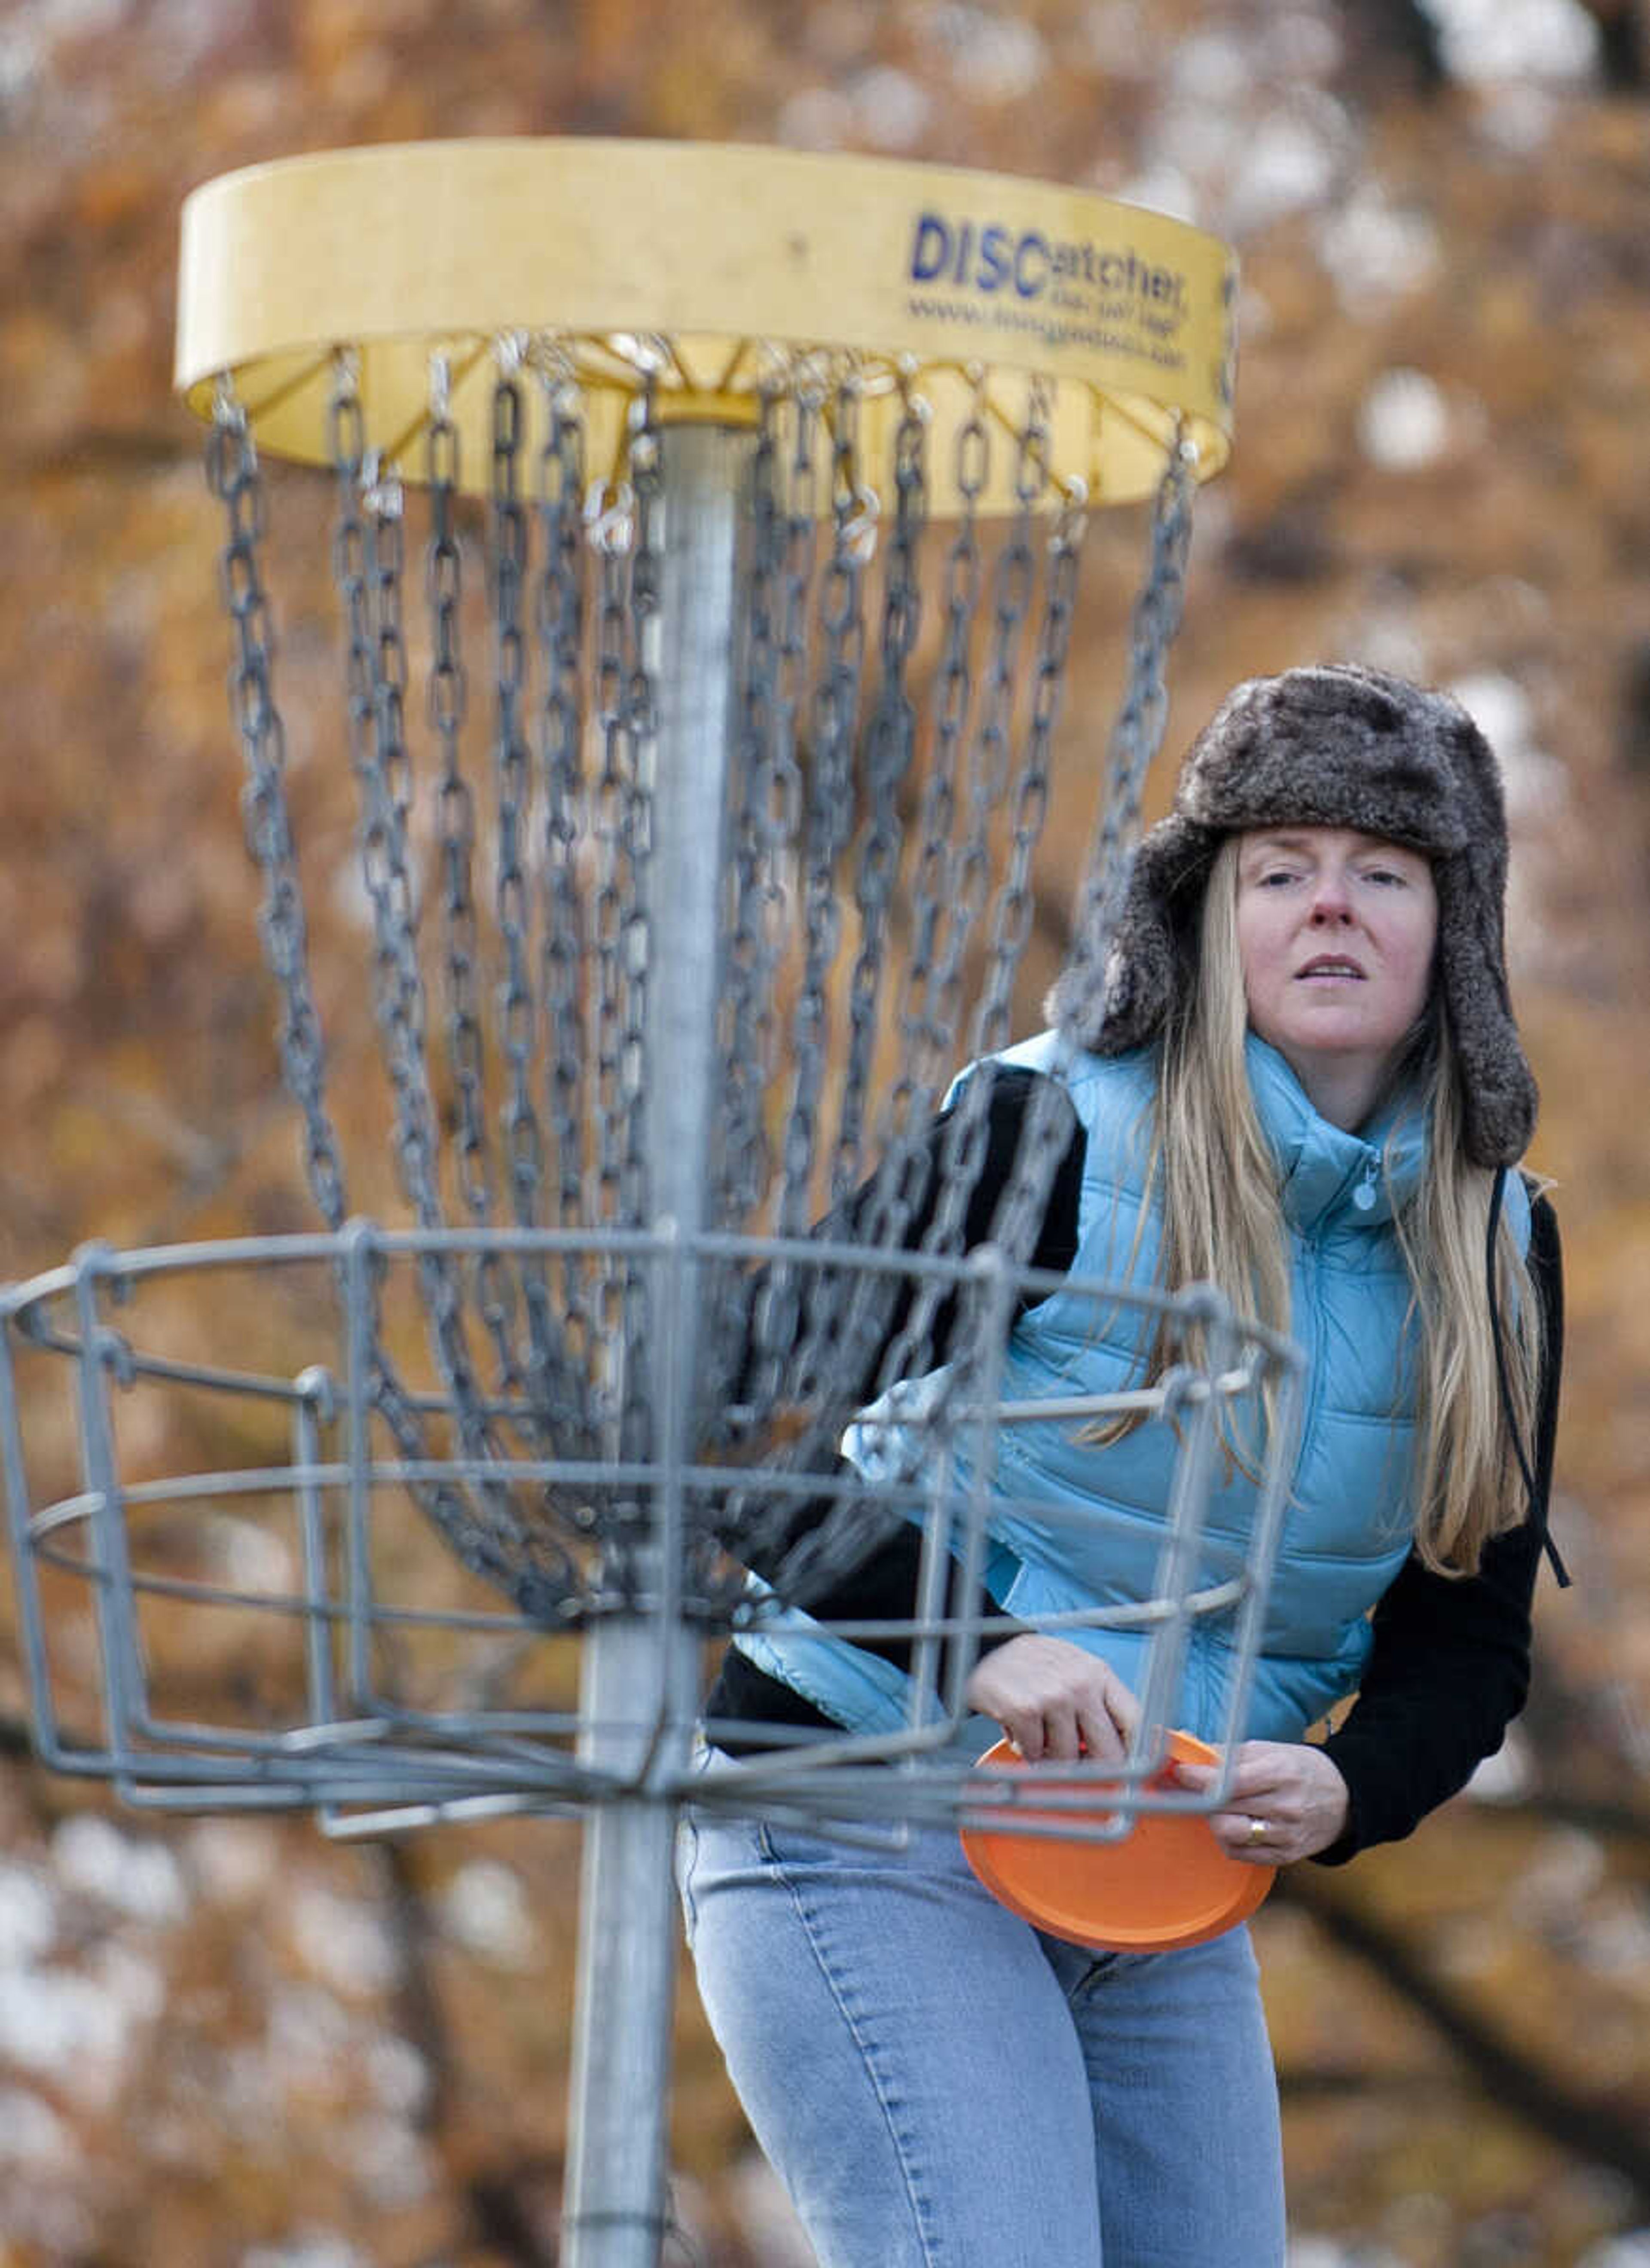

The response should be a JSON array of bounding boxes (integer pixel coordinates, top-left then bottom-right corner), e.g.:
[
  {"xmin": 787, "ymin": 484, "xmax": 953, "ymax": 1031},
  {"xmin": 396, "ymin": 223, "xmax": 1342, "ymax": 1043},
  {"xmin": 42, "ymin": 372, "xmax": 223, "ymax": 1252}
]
[{"xmin": 0, "ymin": 142, "xmax": 1301, "ymax": 2265}]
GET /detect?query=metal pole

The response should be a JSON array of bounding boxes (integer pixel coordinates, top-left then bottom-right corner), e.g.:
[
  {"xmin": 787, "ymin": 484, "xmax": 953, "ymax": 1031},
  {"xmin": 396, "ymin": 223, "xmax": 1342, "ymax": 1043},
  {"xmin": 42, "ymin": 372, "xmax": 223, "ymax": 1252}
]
[{"xmin": 562, "ymin": 422, "xmax": 754, "ymax": 2268}]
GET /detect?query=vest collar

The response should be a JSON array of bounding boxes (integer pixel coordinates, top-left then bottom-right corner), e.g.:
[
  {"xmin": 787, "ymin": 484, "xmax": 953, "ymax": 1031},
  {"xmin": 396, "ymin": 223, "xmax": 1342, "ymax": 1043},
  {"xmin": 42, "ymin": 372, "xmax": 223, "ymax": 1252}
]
[{"xmin": 1245, "ymin": 1034, "xmax": 1427, "ymax": 1235}]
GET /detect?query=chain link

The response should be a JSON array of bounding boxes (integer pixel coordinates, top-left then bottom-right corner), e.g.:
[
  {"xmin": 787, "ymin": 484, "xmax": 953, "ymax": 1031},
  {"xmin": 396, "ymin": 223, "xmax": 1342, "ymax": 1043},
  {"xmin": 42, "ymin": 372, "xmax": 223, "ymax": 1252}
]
[
  {"xmin": 532, "ymin": 356, "xmax": 598, "ymax": 1430},
  {"xmin": 1059, "ymin": 424, "xmax": 1197, "ymax": 1049},
  {"xmin": 208, "ymin": 385, "xmax": 349, "ymax": 1230}
]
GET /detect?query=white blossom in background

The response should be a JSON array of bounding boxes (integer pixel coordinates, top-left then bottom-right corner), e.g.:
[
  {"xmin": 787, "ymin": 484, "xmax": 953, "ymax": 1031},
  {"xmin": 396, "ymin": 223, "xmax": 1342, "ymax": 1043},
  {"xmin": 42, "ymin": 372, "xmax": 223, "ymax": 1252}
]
[
  {"xmin": 847, "ymin": 64, "xmax": 933, "ymax": 151},
  {"xmin": 1081, "ymin": 0, "xmax": 1162, "ymax": 74},
  {"xmin": 1447, "ymin": 671, "xmax": 1568, "ymax": 825},
  {"xmin": 288, "ymin": 1880, "xmax": 400, "ymax": 1996},
  {"xmin": 266, "ymin": 1978, "xmax": 356, "ymax": 2091},
  {"xmin": 206, "ymin": 1511, "xmax": 297, "ymax": 1594},
  {"xmin": 1287, "ymin": 2239, "xmax": 1404, "ymax": 2267},
  {"xmin": 1146, "ymin": 78, "xmax": 1351, "ymax": 239},
  {"xmin": 1252, "ymin": 9, "xmax": 1344, "ymax": 79},
  {"xmin": 0, "ymin": 2084, "xmax": 78, "ymax": 2172},
  {"xmin": 1477, "ymin": 84, "xmax": 1564, "ymax": 154},
  {"xmin": 1357, "ymin": 368, "xmax": 1451, "ymax": 472},
  {"xmin": 341, "ymin": 2109, "xmax": 434, "ymax": 2210},
  {"xmin": 914, "ymin": 3, "xmax": 1049, "ymax": 101},
  {"xmin": 51, "ymin": 1813, "xmax": 187, "ymax": 1924},
  {"xmin": 775, "ymin": 86, "xmax": 852, "ymax": 149},
  {"xmin": 1118, "ymin": 163, "xmax": 1201, "ymax": 226},
  {"xmin": 0, "ymin": 1863, "xmax": 58, "ymax": 1968},
  {"xmin": 0, "ymin": 1962, "xmax": 132, "ymax": 2099},
  {"xmin": 1466, "ymin": 1721, "xmax": 1534, "ymax": 1800},
  {"xmin": 1317, "ymin": 191, "xmax": 1442, "ymax": 317},
  {"xmin": 731, "ymin": 2150, "xmax": 819, "ymax": 2268},
  {"xmin": 1419, "ymin": 0, "xmax": 1600, "ymax": 81},
  {"xmin": 1166, "ymin": 26, "xmax": 1255, "ymax": 104},
  {"xmin": 242, "ymin": 2237, "xmax": 370, "ymax": 2268},
  {"xmin": 439, "ymin": 1855, "xmax": 538, "ymax": 1965},
  {"xmin": 1519, "ymin": 1826, "xmax": 1609, "ymax": 1925},
  {"xmin": 364, "ymin": 2031, "xmax": 431, "ymax": 2119},
  {"xmin": 186, "ymin": 1816, "xmax": 283, "ymax": 1903},
  {"xmin": 1580, "ymin": 2233, "xmax": 1650, "ymax": 2268}
]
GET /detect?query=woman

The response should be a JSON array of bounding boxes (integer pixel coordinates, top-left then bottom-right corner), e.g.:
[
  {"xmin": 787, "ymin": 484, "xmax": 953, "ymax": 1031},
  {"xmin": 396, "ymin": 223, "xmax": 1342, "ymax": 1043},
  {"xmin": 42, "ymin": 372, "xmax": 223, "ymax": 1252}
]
[{"xmin": 681, "ymin": 665, "xmax": 1564, "ymax": 2268}]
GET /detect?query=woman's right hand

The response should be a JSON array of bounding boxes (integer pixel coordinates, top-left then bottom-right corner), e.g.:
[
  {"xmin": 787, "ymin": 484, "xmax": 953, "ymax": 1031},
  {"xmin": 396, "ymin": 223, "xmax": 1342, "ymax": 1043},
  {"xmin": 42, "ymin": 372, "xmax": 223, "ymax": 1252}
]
[{"xmin": 964, "ymin": 1635, "xmax": 1141, "ymax": 1764}]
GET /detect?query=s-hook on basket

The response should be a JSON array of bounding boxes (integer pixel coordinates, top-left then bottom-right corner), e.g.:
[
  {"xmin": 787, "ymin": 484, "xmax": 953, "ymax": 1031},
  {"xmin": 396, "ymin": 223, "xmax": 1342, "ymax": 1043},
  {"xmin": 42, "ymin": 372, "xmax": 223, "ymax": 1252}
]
[{"xmin": 0, "ymin": 141, "xmax": 1296, "ymax": 2267}]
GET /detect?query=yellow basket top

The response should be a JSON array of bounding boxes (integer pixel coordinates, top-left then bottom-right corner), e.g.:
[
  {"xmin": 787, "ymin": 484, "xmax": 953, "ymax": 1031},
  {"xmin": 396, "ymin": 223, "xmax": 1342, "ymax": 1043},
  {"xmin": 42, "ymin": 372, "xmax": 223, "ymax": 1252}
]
[{"xmin": 176, "ymin": 138, "xmax": 1236, "ymax": 511}]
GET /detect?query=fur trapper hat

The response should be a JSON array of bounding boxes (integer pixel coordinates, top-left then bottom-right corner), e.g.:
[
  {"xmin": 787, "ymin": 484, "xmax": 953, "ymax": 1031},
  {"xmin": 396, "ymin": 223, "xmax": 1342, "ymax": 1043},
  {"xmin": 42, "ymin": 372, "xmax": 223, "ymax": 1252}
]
[{"xmin": 1048, "ymin": 663, "xmax": 1537, "ymax": 1166}]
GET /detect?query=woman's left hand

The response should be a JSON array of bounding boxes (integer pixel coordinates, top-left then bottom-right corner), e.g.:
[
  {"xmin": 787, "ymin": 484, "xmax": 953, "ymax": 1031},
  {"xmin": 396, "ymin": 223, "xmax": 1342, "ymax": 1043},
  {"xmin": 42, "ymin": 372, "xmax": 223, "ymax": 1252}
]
[{"xmin": 1172, "ymin": 1741, "xmax": 1351, "ymax": 1866}]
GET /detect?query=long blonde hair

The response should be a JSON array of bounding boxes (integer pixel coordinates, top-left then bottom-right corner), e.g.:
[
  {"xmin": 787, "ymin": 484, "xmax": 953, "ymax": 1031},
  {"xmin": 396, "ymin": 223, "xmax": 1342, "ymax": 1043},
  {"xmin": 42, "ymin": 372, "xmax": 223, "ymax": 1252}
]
[{"xmin": 1139, "ymin": 836, "xmax": 1543, "ymax": 1576}]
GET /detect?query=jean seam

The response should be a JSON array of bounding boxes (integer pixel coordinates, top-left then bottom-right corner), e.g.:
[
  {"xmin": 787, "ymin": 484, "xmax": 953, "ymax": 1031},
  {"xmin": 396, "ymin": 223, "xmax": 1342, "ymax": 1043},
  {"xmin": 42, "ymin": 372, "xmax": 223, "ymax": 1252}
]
[
  {"xmin": 677, "ymin": 1815, "xmax": 701, "ymax": 1940},
  {"xmin": 760, "ymin": 1829, "xmax": 946, "ymax": 2268},
  {"xmin": 1064, "ymin": 1950, "xmax": 1119, "ymax": 2002}
]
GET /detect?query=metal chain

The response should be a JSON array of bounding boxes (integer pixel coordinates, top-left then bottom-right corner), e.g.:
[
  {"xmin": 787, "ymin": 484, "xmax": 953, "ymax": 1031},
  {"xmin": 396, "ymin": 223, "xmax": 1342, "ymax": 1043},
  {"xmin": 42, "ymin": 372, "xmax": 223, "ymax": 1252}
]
[
  {"xmin": 425, "ymin": 369, "xmax": 491, "ymax": 1226},
  {"xmin": 982, "ymin": 429, "xmax": 1195, "ymax": 1306},
  {"xmin": 533, "ymin": 351, "xmax": 595, "ymax": 1381},
  {"xmin": 345, "ymin": 375, "xmax": 556, "ymax": 1599},
  {"xmin": 871, "ymin": 382, "xmax": 1040, "ymax": 1407},
  {"xmin": 617, "ymin": 383, "xmax": 663, "ymax": 1487},
  {"xmin": 744, "ymin": 370, "xmax": 871, "ymax": 1433},
  {"xmin": 489, "ymin": 358, "xmax": 577, "ymax": 1443},
  {"xmin": 207, "ymin": 382, "xmax": 349, "ymax": 1231},
  {"xmin": 317, "ymin": 363, "xmax": 568, "ymax": 1614},
  {"xmin": 833, "ymin": 375, "xmax": 926, "ymax": 1205},
  {"xmin": 1061, "ymin": 422, "xmax": 1198, "ymax": 1028},
  {"xmin": 782, "ymin": 376, "xmax": 935, "ymax": 1484},
  {"xmin": 781, "ymin": 365, "xmax": 869, "ymax": 1237},
  {"xmin": 716, "ymin": 377, "xmax": 786, "ymax": 1240}
]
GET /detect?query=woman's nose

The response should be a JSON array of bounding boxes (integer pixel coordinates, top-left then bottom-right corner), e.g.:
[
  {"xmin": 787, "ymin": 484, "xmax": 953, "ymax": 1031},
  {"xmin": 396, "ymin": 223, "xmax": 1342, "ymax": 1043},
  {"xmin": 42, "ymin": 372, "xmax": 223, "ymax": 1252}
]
[{"xmin": 1308, "ymin": 873, "xmax": 1353, "ymax": 922}]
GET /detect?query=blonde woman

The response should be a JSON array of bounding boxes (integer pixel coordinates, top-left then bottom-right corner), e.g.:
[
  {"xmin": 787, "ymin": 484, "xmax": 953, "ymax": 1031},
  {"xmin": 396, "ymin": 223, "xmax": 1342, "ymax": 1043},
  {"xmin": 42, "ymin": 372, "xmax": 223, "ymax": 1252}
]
[{"xmin": 683, "ymin": 666, "xmax": 1564, "ymax": 2268}]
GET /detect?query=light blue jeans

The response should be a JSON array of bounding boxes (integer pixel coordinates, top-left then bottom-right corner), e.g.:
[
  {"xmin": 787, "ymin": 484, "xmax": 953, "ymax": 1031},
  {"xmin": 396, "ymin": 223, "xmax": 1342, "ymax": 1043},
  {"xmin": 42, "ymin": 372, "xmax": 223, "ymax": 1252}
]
[{"xmin": 678, "ymin": 1792, "xmax": 1286, "ymax": 2268}]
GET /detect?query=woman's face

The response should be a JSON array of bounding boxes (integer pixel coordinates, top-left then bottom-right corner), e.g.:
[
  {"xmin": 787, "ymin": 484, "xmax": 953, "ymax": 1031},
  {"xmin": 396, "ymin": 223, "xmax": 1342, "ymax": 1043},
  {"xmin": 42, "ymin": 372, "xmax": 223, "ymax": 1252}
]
[{"xmin": 1234, "ymin": 826, "xmax": 1438, "ymax": 1130}]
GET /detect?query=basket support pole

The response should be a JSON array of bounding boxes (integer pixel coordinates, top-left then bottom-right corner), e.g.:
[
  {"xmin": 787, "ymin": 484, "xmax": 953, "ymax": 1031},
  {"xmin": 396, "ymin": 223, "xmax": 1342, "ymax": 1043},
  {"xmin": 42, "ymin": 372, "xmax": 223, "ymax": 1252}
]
[{"xmin": 562, "ymin": 422, "xmax": 753, "ymax": 2268}]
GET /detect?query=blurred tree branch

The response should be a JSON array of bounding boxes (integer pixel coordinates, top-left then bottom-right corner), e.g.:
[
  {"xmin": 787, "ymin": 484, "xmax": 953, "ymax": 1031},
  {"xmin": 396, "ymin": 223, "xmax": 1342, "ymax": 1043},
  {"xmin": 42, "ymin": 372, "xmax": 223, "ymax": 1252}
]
[{"xmin": 1277, "ymin": 1865, "xmax": 1650, "ymax": 2206}]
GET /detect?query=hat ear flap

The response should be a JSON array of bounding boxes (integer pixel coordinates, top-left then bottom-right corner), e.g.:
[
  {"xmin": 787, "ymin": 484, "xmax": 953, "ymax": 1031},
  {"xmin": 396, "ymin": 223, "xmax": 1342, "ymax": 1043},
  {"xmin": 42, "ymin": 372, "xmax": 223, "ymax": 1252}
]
[
  {"xmin": 1049, "ymin": 818, "xmax": 1216, "ymax": 1054},
  {"xmin": 1433, "ymin": 850, "xmax": 1540, "ymax": 1168}
]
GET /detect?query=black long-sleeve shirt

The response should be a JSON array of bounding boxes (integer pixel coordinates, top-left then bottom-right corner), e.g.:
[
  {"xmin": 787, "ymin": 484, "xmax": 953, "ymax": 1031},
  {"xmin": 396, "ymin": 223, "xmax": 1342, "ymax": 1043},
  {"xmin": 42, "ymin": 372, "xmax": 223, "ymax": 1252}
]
[{"xmin": 706, "ymin": 1065, "xmax": 1563, "ymax": 1864}]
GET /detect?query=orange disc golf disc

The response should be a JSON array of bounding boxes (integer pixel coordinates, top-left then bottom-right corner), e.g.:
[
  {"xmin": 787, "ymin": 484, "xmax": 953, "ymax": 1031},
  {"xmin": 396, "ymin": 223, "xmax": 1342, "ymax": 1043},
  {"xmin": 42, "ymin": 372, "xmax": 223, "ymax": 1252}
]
[{"xmin": 959, "ymin": 1730, "xmax": 1274, "ymax": 1953}]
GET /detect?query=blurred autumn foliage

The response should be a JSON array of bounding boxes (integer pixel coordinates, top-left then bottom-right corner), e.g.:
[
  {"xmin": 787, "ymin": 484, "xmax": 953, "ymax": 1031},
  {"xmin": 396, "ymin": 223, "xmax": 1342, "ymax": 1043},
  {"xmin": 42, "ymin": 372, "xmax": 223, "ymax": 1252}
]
[{"xmin": 2, "ymin": 3, "xmax": 1649, "ymax": 2265}]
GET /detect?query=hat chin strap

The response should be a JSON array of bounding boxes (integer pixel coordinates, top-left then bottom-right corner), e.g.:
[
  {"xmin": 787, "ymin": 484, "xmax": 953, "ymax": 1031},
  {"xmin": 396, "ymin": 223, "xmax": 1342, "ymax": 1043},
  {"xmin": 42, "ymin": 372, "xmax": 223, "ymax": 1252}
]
[{"xmin": 1486, "ymin": 1165, "xmax": 1568, "ymax": 1587}]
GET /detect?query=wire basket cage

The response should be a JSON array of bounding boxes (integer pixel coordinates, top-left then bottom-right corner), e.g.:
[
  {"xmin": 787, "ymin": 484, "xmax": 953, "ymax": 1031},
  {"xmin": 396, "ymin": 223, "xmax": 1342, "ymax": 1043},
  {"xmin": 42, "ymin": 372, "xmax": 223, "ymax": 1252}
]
[{"xmin": 3, "ymin": 1223, "xmax": 1301, "ymax": 1837}]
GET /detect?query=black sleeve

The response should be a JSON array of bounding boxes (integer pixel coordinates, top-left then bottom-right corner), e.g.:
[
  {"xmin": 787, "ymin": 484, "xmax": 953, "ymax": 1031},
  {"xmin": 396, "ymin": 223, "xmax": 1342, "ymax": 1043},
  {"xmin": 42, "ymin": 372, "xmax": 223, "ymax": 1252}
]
[
  {"xmin": 740, "ymin": 1063, "xmax": 1084, "ymax": 1609},
  {"xmin": 783, "ymin": 1062, "xmax": 1086, "ymax": 1408},
  {"xmin": 703, "ymin": 1069, "xmax": 1084, "ymax": 1736},
  {"xmin": 1313, "ymin": 1192, "xmax": 1564, "ymax": 1864}
]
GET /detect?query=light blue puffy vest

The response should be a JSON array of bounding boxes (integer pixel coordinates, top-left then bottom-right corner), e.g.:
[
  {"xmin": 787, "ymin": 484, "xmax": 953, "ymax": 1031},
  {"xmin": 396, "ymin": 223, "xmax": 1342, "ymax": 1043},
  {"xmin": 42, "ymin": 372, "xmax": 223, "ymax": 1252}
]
[{"xmin": 733, "ymin": 1031, "xmax": 1530, "ymax": 1748}]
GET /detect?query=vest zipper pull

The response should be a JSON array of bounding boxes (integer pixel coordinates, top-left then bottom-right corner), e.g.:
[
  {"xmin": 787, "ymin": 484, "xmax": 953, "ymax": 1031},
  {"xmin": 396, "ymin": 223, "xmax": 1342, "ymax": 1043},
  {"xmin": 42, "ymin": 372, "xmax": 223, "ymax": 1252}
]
[{"xmin": 1353, "ymin": 1160, "xmax": 1379, "ymax": 1212}]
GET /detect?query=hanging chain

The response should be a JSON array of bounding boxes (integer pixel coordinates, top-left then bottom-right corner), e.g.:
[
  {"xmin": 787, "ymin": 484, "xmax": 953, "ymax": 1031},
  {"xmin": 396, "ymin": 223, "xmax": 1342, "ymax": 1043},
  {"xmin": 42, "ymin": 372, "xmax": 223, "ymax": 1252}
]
[
  {"xmin": 834, "ymin": 374, "xmax": 926, "ymax": 1207},
  {"xmin": 987, "ymin": 429, "xmax": 1196, "ymax": 1296},
  {"xmin": 747, "ymin": 370, "xmax": 870, "ymax": 1428},
  {"xmin": 782, "ymin": 367, "xmax": 869, "ymax": 1234},
  {"xmin": 784, "ymin": 375, "xmax": 939, "ymax": 1489},
  {"xmin": 590, "ymin": 463, "xmax": 637, "ymax": 1441},
  {"xmin": 617, "ymin": 382, "xmax": 663, "ymax": 1483},
  {"xmin": 533, "ymin": 352, "xmax": 596, "ymax": 1387},
  {"xmin": 486, "ymin": 356, "xmax": 573, "ymax": 1443},
  {"xmin": 315, "ymin": 362, "xmax": 566, "ymax": 1612},
  {"xmin": 426, "ymin": 365, "xmax": 492, "ymax": 1226},
  {"xmin": 207, "ymin": 381, "xmax": 349, "ymax": 1232},
  {"xmin": 1062, "ymin": 422, "xmax": 1198, "ymax": 1021},
  {"xmin": 717, "ymin": 377, "xmax": 786, "ymax": 1238}
]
